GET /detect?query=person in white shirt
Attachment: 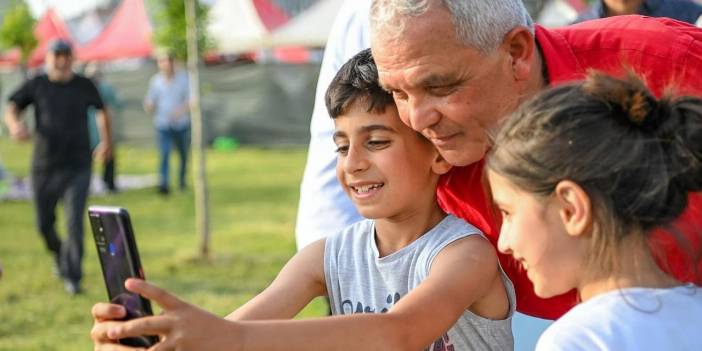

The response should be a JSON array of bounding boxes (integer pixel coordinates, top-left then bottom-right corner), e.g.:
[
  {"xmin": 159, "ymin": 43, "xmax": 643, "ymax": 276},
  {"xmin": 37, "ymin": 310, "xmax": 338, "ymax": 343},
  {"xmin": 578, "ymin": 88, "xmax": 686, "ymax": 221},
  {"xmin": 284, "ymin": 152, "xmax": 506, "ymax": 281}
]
[
  {"xmin": 294, "ymin": 0, "xmax": 371, "ymax": 250},
  {"xmin": 487, "ymin": 70, "xmax": 702, "ymax": 351}
]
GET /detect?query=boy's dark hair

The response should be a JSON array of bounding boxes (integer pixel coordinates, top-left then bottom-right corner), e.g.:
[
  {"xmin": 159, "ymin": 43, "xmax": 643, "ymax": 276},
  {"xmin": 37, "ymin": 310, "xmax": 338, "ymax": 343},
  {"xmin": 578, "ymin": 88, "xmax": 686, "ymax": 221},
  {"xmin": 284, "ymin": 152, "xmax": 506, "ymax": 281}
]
[{"xmin": 325, "ymin": 48, "xmax": 395, "ymax": 118}]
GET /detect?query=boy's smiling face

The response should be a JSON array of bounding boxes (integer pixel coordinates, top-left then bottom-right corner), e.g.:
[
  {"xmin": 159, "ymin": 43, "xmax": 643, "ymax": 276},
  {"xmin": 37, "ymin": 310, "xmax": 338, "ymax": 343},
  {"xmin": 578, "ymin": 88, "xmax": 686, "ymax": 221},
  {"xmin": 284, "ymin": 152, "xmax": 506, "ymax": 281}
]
[{"xmin": 333, "ymin": 103, "xmax": 449, "ymax": 220}]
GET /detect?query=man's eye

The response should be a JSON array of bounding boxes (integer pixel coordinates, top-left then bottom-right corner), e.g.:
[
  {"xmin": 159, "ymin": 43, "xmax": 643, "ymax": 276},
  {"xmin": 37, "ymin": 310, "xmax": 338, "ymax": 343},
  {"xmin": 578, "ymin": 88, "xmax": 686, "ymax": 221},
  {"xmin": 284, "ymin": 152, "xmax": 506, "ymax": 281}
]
[{"xmin": 428, "ymin": 85, "xmax": 457, "ymax": 96}]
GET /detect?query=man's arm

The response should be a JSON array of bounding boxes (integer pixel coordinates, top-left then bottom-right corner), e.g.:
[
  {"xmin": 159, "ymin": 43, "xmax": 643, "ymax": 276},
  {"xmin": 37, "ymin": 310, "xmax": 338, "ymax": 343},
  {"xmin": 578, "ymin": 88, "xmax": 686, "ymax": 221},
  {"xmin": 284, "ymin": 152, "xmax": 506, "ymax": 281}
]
[
  {"xmin": 3, "ymin": 102, "xmax": 30, "ymax": 141},
  {"xmin": 94, "ymin": 107, "xmax": 113, "ymax": 160}
]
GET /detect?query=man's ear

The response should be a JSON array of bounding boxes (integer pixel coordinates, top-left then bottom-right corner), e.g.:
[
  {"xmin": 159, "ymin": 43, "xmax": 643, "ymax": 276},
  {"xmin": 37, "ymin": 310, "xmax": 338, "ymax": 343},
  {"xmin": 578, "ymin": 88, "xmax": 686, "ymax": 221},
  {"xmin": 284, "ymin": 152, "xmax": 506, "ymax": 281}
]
[
  {"xmin": 501, "ymin": 26, "xmax": 536, "ymax": 82},
  {"xmin": 554, "ymin": 180, "xmax": 592, "ymax": 237},
  {"xmin": 431, "ymin": 151, "xmax": 453, "ymax": 175}
]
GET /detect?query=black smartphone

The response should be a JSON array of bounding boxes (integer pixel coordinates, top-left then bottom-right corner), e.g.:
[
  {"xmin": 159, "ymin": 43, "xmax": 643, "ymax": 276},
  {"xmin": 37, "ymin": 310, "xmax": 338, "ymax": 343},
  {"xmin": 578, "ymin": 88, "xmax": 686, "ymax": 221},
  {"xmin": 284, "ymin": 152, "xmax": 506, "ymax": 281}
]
[{"xmin": 88, "ymin": 206, "xmax": 159, "ymax": 347}]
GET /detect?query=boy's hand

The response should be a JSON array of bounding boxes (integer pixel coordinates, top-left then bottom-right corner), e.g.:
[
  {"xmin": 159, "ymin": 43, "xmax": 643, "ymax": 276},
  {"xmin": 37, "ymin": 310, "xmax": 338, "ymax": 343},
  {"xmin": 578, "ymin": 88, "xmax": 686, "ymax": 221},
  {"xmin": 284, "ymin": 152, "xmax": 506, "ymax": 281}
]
[
  {"xmin": 106, "ymin": 279, "xmax": 241, "ymax": 351},
  {"xmin": 91, "ymin": 302, "xmax": 137, "ymax": 350}
]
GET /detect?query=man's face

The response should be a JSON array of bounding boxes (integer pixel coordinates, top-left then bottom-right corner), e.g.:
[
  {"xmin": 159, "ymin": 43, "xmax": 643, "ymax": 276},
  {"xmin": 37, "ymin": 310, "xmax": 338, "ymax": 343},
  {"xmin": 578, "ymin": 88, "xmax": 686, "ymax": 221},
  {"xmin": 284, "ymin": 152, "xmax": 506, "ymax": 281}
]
[
  {"xmin": 46, "ymin": 51, "xmax": 73, "ymax": 76},
  {"xmin": 372, "ymin": 6, "xmax": 522, "ymax": 166},
  {"xmin": 157, "ymin": 57, "xmax": 174, "ymax": 75}
]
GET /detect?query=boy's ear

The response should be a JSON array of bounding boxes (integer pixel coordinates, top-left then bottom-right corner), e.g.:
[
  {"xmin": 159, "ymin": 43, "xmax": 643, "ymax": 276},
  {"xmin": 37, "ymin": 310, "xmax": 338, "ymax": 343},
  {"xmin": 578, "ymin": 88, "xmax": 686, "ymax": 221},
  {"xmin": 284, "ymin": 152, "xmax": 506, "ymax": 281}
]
[
  {"xmin": 554, "ymin": 180, "xmax": 592, "ymax": 237},
  {"xmin": 431, "ymin": 152, "xmax": 453, "ymax": 175}
]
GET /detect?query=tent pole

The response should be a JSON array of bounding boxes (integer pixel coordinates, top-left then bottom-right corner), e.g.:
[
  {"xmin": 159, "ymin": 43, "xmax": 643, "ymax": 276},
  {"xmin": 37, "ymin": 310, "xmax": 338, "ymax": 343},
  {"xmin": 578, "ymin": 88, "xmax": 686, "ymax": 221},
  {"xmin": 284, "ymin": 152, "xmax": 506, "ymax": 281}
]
[{"xmin": 185, "ymin": 0, "xmax": 210, "ymax": 258}]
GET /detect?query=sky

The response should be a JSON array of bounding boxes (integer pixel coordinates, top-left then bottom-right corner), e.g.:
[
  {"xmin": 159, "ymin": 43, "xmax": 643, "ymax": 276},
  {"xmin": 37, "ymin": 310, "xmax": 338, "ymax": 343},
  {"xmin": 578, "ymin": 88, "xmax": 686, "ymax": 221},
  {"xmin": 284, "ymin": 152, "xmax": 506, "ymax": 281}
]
[{"xmin": 25, "ymin": 0, "xmax": 112, "ymax": 19}]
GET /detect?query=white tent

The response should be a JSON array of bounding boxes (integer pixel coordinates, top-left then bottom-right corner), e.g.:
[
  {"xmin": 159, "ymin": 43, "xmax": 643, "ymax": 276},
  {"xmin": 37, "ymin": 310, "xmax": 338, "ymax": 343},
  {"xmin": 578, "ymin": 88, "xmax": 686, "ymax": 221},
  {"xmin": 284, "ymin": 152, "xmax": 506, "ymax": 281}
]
[
  {"xmin": 207, "ymin": 0, "xmax": 273, "ymax": 54},
  {"xmin": 269, "ymin": 0, "xmax": 344, "ymax": 47}
]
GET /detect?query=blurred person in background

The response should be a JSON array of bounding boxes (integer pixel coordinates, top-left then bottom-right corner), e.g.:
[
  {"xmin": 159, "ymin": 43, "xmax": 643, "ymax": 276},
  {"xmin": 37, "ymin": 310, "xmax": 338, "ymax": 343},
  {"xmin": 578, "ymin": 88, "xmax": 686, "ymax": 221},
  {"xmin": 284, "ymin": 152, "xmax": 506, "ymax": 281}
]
[
  {"xmin": 85, "ymin": 62, "xmax": 123, "ymax": 193},
  {"xmin": 143, "ymin": 51, "xmax": 191, "ymax": 195},
  {"xmin": 3, "ymin": 39, "xmax": 112, "ymax": 295},
  {"xmin": 295, "ymin": 0, "xmax": 370, "ymax": 251},
  {"xmin": 575, "ymin": 0, "xmax": 702, "ymax": 25}
]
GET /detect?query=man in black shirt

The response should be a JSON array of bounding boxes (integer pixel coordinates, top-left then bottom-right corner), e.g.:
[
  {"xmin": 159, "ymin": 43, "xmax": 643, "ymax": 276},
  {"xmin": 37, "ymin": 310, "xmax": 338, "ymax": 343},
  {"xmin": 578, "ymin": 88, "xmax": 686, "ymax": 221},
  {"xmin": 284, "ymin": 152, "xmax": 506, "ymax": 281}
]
[{"xmin": 3, "ymin": 39, "xmax": 112, "ymax": 295}]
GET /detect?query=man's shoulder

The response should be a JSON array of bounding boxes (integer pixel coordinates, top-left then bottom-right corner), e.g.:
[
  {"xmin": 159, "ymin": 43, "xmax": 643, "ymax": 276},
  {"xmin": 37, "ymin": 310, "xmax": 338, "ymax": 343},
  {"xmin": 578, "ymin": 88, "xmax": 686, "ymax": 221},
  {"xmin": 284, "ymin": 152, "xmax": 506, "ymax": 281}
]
[{"xmin": 546, "ymin": 15, "xmax": 701, "ymax": 49}]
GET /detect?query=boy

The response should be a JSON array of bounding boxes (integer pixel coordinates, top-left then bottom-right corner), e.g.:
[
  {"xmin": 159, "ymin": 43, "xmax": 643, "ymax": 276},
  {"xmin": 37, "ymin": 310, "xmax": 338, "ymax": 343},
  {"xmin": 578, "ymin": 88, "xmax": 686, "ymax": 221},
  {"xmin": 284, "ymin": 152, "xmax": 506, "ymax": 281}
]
[{"xmin": 91, "ymin": 49, "xmax": 515, "ymax": 351}]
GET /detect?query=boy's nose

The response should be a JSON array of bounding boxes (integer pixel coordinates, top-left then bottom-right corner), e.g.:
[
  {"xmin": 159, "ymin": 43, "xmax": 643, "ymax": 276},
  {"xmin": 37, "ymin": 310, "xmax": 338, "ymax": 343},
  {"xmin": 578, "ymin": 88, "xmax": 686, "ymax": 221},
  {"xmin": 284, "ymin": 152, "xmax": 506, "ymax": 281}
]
[{"xmin": 343, "ymin": 147, "xmax": 369, "ymax": 174}]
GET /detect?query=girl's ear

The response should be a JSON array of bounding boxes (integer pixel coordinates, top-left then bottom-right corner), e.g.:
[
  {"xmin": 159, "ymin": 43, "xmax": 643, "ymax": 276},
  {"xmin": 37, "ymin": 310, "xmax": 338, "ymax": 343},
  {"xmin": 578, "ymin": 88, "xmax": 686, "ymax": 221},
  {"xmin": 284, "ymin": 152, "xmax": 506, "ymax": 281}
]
[
  {"xmin": 554, "ymin": 180, "xmax": 592, "ymax": 237},
  {"xmin": 431, "ymin": 151, "xmax": 453, "ymax": 175}
]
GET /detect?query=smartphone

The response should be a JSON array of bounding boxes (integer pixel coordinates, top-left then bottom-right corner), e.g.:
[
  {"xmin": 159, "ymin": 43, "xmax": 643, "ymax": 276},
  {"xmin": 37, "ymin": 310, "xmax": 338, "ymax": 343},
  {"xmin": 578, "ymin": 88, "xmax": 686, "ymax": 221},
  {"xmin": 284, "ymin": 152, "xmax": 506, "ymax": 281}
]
[{"xmin": 88, "ymin": 206, "xmax": 159, "ymax": 347}]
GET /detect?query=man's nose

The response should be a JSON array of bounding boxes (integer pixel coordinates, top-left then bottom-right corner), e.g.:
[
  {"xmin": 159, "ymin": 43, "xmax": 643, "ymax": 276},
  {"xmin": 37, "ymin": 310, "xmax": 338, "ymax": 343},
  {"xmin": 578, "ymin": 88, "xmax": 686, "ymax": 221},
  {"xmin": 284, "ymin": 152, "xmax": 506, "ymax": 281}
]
[{"xmin": 403, "ymin": 96, "xmax": 441, "ymax": 132}]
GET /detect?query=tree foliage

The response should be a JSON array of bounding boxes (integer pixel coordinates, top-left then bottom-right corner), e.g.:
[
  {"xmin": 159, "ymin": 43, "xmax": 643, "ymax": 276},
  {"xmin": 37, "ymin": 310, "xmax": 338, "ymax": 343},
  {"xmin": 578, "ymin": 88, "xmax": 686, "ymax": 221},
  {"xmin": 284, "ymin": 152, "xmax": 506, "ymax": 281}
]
[
  {"xmin": 151, "ymin": 0, "xmax": 211, "ymax": 60},
  {"xmin": 0, "ymin": 1, "xmax": 37, "ymax": 64}
]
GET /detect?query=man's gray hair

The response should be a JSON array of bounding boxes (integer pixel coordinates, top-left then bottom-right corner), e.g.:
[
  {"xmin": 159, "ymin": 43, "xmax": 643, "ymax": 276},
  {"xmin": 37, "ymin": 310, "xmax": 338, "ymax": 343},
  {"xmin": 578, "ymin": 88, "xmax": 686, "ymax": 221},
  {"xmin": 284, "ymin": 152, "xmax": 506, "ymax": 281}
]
[{"xmin": 371, "ymin": 0, "xmax": 534, "ymax": 53}]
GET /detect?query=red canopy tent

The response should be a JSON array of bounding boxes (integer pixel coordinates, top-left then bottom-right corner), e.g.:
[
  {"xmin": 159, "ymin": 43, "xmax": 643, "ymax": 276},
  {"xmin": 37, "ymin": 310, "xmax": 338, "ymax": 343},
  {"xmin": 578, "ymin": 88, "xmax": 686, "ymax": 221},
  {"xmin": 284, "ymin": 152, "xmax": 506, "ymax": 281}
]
[
  {"xmin": 28, "ymin": 8, "xmax": 73, "ymax": 67},
  {"xmin": 252, "ymin": 0, "xmax": 289, "ymax": 31},
  {"xmin": 75, "ymin": 0, "xmax": 153, "ymax": 62}
]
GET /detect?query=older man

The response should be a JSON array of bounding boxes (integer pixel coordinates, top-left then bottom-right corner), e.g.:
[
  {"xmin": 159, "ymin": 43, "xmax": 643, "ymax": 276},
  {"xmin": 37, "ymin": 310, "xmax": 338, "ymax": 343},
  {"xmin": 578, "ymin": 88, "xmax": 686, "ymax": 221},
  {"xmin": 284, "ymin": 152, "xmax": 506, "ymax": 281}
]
[
  {"xmin": 370, "ymin": 0, "xmax": 702, "ymax": 319},
  {"xmin": 4, "ymin": 39, "xmax": 112, "ymax": 295}
]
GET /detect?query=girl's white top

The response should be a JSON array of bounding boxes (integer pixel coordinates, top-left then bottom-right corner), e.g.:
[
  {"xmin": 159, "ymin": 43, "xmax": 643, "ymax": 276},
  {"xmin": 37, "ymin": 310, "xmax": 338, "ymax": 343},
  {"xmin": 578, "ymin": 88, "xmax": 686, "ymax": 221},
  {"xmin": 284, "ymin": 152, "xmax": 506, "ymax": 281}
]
[{"xmin": 536, "ymin": 283, "xmax": 702, "ymax": 351}]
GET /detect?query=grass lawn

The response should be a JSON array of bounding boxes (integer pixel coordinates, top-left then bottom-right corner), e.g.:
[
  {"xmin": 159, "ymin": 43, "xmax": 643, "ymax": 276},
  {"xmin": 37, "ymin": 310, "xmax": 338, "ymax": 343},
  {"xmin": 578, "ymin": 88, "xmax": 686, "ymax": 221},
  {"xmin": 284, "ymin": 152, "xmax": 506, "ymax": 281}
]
[{"xmin": 0, "ymin": 139, "xmax": 327, "ymax": 350}]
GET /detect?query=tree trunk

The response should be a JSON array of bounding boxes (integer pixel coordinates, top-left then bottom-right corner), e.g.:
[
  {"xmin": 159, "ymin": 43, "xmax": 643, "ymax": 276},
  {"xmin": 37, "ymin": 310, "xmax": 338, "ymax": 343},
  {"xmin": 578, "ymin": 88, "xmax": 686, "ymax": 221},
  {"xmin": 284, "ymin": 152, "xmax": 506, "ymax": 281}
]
[{"xmin": 185, "ymin": 0, "xmax": 210, "ymax": 258}]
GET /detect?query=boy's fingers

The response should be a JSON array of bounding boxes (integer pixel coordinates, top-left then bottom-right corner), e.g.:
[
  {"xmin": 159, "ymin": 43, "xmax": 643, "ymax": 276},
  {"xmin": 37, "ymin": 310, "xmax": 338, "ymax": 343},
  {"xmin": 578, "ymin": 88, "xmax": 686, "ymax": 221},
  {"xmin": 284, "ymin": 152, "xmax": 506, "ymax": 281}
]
[
  {"xmin": 125, "ymin": 279, "xmax": 183, "ymax": 311},
  {"xmin": 92, "ymin": 303, "xmax": 126, "ymax": 321},
  {"xmin": 108, "ymin": 315, "xmax": 171, "ymax": 339},
  {"xmin": 148, "ymin": 337, "xmax": 173, "ymax": 351},
  {"xmin": 97, "ymin": 343, "xmax": 146, "ymax": 351}
]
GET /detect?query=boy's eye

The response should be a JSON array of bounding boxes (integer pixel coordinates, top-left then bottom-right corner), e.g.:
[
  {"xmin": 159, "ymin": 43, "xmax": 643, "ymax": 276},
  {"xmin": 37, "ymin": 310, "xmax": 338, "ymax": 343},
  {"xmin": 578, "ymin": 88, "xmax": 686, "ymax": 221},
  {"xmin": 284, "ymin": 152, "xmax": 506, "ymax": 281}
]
[
  {"xmin": 367, "ymin": 140, "xmax": 390, "ymax": 149},
  {"xmin": 335, "ymin": 145, "xmax": 349, "ymax": 155}
]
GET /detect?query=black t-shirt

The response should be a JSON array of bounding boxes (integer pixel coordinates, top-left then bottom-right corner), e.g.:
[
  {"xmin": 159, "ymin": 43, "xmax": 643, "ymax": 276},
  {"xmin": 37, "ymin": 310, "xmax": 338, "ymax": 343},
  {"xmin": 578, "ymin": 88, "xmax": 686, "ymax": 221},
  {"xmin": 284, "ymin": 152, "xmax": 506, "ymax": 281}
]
[{"xmin": 9, "ymin": 74, "xmax": 104, "ymax": 171}]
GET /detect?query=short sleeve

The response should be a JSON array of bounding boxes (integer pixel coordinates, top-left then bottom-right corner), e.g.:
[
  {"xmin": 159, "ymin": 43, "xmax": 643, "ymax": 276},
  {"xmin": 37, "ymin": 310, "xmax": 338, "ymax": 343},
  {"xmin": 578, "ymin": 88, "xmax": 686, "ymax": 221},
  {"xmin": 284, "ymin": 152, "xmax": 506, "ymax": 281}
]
[
  {"xmin": 535, "ymin": 320, "xmax": 601, "ymax": 351},
  {"xmin": 85, "ymin": 79, "xmax": 105, "ymax": 109},
  {"xmin": 144, "ymin": 76, "xmax": 157, "ymax": 105},
  {"xmin": 8, "ymin": 78, "xmax": 36, "ymax": 110}
]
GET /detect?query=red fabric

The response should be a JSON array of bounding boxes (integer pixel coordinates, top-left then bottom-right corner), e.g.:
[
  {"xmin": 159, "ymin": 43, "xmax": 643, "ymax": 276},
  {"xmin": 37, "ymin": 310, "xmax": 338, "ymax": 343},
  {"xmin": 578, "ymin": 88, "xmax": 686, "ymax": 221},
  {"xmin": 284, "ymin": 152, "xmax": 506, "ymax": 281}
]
[
  {"xmin": 28, "ymin": 8, "xmax": 73, "ymax": 68},
  {"xmin": 252, "ymin": 0, "xmax": 290, "ymax": 31},
  {"xmin": 75, "ymin": 0, "xmax": 153, "ymax": 62},
  {"xmin": 438, "ymin": 16, "xmax": 702, "ymax": 320}
]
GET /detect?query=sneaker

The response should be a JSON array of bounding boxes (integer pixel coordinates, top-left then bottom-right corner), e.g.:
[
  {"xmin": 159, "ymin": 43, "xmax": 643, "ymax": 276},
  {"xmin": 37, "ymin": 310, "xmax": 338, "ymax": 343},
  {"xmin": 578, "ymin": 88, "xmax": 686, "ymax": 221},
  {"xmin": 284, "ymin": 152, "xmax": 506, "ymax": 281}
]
[
  {"xmin": 64, "ymin": 279, "xmax": 82, "ymax": 295},
  {"xmin": 157, "ymin": 185, "xmax": 170, "ymax": 195}
]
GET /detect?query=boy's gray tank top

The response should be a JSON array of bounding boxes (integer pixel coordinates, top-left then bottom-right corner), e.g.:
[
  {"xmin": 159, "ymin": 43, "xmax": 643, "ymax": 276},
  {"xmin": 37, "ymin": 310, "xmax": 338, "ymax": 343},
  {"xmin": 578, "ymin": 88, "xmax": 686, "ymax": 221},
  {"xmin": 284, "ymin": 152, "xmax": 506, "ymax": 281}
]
[{"xmin": 324, "ymin": 215, "xmax": 515, "ymax": 351}]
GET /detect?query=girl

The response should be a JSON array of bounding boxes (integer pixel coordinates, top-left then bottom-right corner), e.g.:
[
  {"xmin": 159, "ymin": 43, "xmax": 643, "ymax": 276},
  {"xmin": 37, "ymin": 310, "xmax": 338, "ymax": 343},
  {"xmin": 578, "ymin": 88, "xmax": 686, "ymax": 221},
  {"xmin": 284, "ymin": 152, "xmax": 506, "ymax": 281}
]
[{"xmin": 486, "ymin": 71, "xmax": 702, "ymax": 350}]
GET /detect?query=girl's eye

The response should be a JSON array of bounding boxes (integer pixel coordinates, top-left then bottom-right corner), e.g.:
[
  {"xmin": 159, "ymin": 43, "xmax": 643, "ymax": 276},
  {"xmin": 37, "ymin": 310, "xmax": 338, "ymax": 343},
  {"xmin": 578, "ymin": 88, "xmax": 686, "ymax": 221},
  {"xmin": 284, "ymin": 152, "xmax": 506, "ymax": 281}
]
[{"xmin": 499, "ymin": 209, "xmax": 510, "ymax": 218}]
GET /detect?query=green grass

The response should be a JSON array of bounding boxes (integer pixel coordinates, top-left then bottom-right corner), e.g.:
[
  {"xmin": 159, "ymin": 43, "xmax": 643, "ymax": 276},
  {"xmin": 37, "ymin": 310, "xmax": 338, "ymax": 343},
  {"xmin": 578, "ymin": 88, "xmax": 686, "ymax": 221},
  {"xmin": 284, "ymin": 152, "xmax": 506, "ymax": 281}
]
[{"xmin": 0, "ymin": 139, "xmax": 327, "ymax": 350}]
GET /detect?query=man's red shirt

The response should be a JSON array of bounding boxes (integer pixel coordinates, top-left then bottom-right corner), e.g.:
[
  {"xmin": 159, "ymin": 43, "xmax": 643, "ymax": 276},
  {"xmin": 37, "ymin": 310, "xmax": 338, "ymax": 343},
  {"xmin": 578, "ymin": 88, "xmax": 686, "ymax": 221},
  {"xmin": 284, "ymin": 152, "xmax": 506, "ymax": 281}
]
[{"xmin": 437, "ymin": 16, "xmax": 702, "ymax": 319}]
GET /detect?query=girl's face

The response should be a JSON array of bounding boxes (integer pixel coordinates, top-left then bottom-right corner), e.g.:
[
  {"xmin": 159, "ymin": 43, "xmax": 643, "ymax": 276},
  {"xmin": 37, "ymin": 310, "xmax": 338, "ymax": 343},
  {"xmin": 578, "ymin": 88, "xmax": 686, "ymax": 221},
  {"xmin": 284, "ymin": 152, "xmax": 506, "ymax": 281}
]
[{"xmin": 488, "ymin": 170, "xmax": 585, "ymax": 298}]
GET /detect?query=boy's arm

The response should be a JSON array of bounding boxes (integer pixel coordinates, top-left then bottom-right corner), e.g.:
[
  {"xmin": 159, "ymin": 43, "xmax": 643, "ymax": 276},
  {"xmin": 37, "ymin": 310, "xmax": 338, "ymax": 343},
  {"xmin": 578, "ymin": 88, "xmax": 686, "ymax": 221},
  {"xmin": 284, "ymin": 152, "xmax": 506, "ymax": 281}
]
[
  {"xmin": 226, "ymin": 239, "xmax": 327, "ymax": 320},
  {"xmin": 106, "ymin": 235, "xmax": 506, "ymax": 351},
  {"xmin": 91, "ymin": 239, "xmax": 326, "ymax": 348}
]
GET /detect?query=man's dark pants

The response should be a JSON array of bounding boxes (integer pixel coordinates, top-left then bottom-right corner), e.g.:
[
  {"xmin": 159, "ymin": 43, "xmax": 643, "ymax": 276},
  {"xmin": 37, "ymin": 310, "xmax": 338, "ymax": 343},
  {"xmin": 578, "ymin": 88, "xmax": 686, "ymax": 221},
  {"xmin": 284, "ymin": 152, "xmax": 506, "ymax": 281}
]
[{"xmin": 31, "ymin": 167, "xmax": 91, "ymax": 284}]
